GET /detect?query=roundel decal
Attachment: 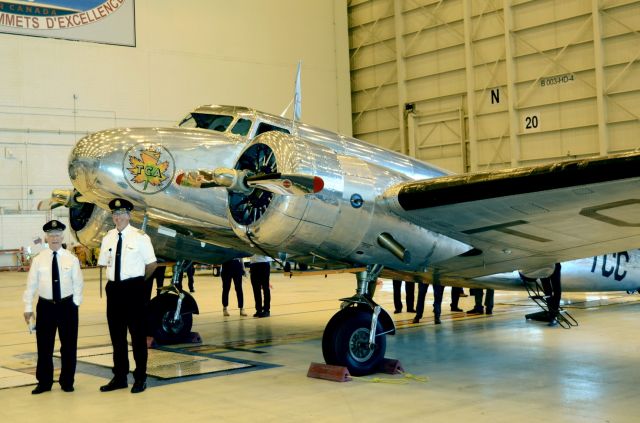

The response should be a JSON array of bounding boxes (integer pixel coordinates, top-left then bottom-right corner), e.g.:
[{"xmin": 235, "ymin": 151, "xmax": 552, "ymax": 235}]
[
  {"xmin": 124, "ymin": 144, "xmax": 175, "ymax": 194},
  {"xmin": 350, "ymin": 193, "xmax": 364, "ymax": 208}
]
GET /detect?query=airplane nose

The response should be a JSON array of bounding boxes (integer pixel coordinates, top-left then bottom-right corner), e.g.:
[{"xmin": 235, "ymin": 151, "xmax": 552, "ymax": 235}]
[{"xmin": 68, "ymin": 128, "xmax": 164, "ymax": 197}]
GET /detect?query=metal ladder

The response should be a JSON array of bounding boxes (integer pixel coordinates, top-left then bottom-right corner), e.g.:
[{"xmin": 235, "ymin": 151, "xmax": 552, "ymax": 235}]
[{"xmin": 524, "ymin": 280, "xmax": 578, "ymax": 329}]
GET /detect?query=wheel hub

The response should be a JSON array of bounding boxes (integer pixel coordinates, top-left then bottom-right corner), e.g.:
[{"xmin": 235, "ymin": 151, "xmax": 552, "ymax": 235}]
[
  {"xmin": 161, "ymin": 311, "xmax": 184, "ymax": 335},
  {"xmin": 348, "ymin": 327, "xmax": 375, "ymax": 363}
]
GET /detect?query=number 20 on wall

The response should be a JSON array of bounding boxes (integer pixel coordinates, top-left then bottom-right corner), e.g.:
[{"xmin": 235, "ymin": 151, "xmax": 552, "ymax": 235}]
[{"xmin": 522, "ymin": 112, "xmax": 541, "ymax": 133}]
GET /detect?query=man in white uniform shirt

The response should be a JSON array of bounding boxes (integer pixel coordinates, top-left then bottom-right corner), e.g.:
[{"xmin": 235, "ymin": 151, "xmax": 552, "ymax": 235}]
[
  {"xmin": 97, "ymin": 198, "xmax": 157, "ymax": 394},
  {"xmin": 23, "ymin": 220, "xmax": 84, "ymax": 394}
]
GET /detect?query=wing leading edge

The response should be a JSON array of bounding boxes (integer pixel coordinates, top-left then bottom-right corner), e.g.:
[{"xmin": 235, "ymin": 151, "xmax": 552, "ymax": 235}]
[{"xmin": 381, "ymin": 151, "xmax": 640, "ymax": 278}]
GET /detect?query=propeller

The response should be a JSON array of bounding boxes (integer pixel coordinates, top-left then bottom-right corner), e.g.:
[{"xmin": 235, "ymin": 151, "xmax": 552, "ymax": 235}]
[{"xmin": 175, "ymin": 143, "xmax": 323, "ymax": 226}]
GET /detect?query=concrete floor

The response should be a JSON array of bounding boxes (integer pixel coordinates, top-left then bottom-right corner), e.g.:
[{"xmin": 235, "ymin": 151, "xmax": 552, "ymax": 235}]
[{"xmin": 1, "ymin": 267, "xmax": 639, "ymax": 423}]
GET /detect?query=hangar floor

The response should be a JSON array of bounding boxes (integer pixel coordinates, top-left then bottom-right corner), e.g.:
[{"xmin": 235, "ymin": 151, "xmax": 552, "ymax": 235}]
[{"xmin": 0, "ymin": 268, "xmax": 638, "ymax": 422}]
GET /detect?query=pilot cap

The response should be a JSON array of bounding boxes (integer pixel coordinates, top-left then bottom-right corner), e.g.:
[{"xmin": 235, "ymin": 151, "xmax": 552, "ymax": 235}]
[
  {"xmin": 43, "ymin": 220, "xmax": 66, "ymax": 232},
  {"xmin": 108, "ymin": 198, "xmax": 134, "ymax": 213}
]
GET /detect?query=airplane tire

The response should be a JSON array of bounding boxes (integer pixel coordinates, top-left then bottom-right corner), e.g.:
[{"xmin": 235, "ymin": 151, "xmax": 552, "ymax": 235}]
[
  {"xmin": 322, "ymin": 307, "xmax": 386, "ymax": 376},
  {"xmin": 148, "ymin": 301, "xmax": 193, "ymax": 344}
]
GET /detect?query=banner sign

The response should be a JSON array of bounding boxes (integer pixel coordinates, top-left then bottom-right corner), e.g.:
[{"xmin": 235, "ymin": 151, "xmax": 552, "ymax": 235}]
[{"xmin": 0, "ymin": 0, "xmax": 135, "ymax": 46}]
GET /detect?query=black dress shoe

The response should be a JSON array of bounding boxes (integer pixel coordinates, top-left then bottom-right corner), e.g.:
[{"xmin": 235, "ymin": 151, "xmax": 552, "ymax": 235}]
[
  {"xmin": 486, "ymin": 308, "xmax": 493, "ymax": 315},
  {"xmin": 100, "ymin": 378, "xmax": 127, "ymax": 392},
  {"xmin": 60, "ymin": 385, "xmax": 74, "ymax": 392},
  {"xmin": 253, "ymin": 312, "xmax": 262, "ymax": 317},
  {"xmin": 451, "ymin": 307, "xmax": 463, "ymax": 312},
  {"xmin": 261, "ymin": 311, "xmax": 270, "ymax": 318},
  {"xmin": 31, "ymin": 384, "xmax": 51, "ymax": 395},
  {"xmin": 434, "ymin": 317, "xmax": 441, "ymax": 325},
  {"xmin": 131, "ymin": 381, "xmax": 147, "ymax": 394},
  {"xmin": 412, "ymin": 317, "xmax": 420, "ymax": 324},
  {"xmin": 467, "ymin": 308, "xmax": 484, "ymax": 315},
  {"xmin": 407, "ymin": 309, "xmax": 416, "ymax": 313},
  {"xmin": 393, "ymin": 309, "xmax": 402, "ymax": 314}
]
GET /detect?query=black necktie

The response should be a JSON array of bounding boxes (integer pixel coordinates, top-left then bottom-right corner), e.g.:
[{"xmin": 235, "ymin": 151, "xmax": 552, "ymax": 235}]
[
  {"xmin": 52, "ymin": 251, "xmax": 61, "ymax": 302},
  {"xmin": 115, "ymin": 232, "xmax": 122, "ymax": 282}
]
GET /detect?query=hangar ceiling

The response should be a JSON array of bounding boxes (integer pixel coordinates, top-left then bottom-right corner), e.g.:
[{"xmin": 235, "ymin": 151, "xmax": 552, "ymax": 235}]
[{"xmin": 347, "ymin": 0, "xmax": 640, "ymax": 173}]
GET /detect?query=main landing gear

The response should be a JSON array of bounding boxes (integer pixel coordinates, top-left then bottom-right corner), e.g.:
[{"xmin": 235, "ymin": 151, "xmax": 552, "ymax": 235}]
[
  {"xmin": 148, "ymin": 260, "xmax": 199, "ymax": 343},
  {"xmin": 321, "ymin": 265, "xmax": 396, "ymax": 376}
]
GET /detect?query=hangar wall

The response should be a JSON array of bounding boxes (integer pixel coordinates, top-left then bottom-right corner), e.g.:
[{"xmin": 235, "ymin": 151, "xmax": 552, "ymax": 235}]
[
  {"xmin": 348, "ymin": 0, "xmax": 640, "ymax": 173},
  {"xmin": 0, "ymin": 0, "xmax": 350, "ymax": 250}
]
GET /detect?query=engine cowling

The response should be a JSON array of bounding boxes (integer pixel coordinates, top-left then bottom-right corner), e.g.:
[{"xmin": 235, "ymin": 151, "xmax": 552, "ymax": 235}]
[{"xmin": 226, "ymin": 132, "xmax": 469, "ymax": 270}]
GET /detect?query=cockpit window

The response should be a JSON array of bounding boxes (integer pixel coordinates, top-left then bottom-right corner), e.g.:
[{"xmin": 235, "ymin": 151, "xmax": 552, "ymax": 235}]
[
  {"xmin": 255, "ymin": 122, "xmax": 290, "ymax": 136},
  {"xmin": 231, "ymin": 118, "xmax": 252, "ymax": 136},
  {"xmin": 179, "ymin": 113, "xmax": 234, "ymax": 132}
]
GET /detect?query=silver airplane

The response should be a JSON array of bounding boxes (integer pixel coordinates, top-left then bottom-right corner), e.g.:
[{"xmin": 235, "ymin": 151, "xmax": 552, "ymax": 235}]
[{"xmin": 44, "ymin": 103, "xmax": 640, "ymax": 376}]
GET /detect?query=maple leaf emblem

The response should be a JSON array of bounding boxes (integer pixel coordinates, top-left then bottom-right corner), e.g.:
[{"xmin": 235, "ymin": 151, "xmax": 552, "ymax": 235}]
[{"xmin": 127, "ymin": 148, "xmax": 170, "ymax": 191}]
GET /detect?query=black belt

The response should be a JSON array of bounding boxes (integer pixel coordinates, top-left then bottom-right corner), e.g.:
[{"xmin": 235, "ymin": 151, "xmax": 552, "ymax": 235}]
[
  {"xmin": 108, "ymin": 276, "xmax": 145, "ymax": 283},
  {"xmin": 39, "ymin": 295, "xmax": 72, "ymax": 304}
]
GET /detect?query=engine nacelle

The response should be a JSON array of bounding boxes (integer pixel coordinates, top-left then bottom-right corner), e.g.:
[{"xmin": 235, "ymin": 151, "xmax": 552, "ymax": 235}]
[{"xmin": 226, "ymin": 132, "xmax": 470, "ymax": 270}]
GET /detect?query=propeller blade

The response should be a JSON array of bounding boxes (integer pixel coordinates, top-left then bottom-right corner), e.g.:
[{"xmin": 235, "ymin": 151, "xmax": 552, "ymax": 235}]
[
  {"xmin": 246, "ymin": 173, "xmax": 323, "ymax": 195},
  {"xmin": 177, "ymin": 168, "xmax": 323, "ymax": 196},
  {"xmin": 176, "ymin": 168, "xmax": 252, "ymax": 192},
  {"xmin": 175, "ymin": 170, "xmax": 222, "ymax": 189},
  {"xmin": 37, "ymin": 189, "xmax": 76, "ymax": 211}
]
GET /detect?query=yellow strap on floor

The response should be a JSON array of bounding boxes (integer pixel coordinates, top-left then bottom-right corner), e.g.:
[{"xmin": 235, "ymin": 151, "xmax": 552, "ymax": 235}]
[
  {"xmin": 352, "ymin": 376, "xmax": 409, "ymax": 384},
  {"xmin": 401, "ymin": 372, "xmax": 429, "ymax": 383},
  {"xmin": 352, "ymin": 372, "xmax": 429, "ymax": 384}
]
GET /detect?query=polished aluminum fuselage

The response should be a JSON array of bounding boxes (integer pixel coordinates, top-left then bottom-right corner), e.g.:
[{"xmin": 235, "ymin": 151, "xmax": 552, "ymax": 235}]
[
  {"xmin": 68, "ymin": 105, "xmax": 461, "ymax": 267},
  {"xmin": 67, "ymin": 105, "xmax": 640, "ymax": 292}
]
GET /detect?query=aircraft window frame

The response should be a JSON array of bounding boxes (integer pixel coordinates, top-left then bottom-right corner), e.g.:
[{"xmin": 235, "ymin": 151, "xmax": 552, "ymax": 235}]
[
  {"xmin": 231, "ymin": 118, "xmax": 253, "ymax": 136},
  {"xmin": 178, "ymin": 113, "xmax": 234, "ymax": 132}
]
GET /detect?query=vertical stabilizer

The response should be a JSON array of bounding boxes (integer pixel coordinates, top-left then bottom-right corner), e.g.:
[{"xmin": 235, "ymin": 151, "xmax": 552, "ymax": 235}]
[
  {"xmin": 293, "ymin": 61, "xmax": 302, "ymax": 122},
  {"xmin": 280, "ymin": 61, "xmax": 303, "ymax": 122}
]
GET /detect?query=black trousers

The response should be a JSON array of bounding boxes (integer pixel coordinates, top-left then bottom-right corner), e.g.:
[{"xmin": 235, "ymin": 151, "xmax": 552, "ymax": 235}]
[
  {"xmin": 105, "ymin": 277, "xmax": 148, "ymax": 382},
  {"xmin": 35, "ymin": 297, "xmax": 78, "ymax": 388},
  {"xmin": 186, "ymin": 263, "xmax": 195, "ymax": 291},
  {"xmin": 471, "ymin": 288, "xmax": 494, "ymax": 311},
  {"xmin": 541, "ymin": 263, "xmax": 562, "ymax": 318},
  {"xmin": 392, "ymin": 280, "xmax": 415, "ymax": 312},
  {"xmin": 221, "ymin": 261, "xmax": 244, "ymax": 308},
  {"xmin": 250, "ymin": 262, "xmax": 271, "ymax": 313},
  {"xmin": 153, "ymin": 266, "xmax": 166, "ymax": 289},
  {"xmin": 450, "ymin": 287, "xmax": 462, "ymax": 308},
  {"xmin": 414, "ymin": 284, "xmax": 444, "ymax": 319}
]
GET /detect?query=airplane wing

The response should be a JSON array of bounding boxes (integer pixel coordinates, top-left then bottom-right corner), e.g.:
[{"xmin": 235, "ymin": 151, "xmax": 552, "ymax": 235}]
[{"xmin": 381, "ymin": 151, "xmax": 640, "ymax": 278}]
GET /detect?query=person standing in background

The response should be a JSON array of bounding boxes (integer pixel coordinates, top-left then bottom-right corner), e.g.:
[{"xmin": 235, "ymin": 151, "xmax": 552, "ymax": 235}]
[
  {"xmin": 249, "ymin": 255, "xmax": 272, "ymax": 318},
  {"xmin": 392, "ymin": 279, "xmax": 415, "ymax": 314},
  {"xmin": 220, "ymin": 258, "xmax": 246, "ymax": 316},
  {"xmin": 413, "ymin": 283, "xmax": 445, "ymax": 325}
]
